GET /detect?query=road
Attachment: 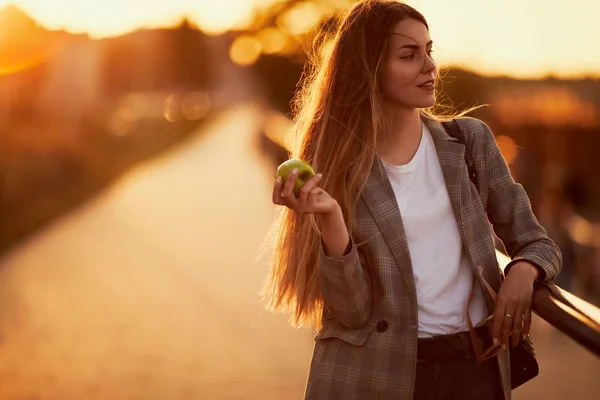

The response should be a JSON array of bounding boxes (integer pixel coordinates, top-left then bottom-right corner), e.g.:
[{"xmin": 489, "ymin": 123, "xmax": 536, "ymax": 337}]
[{"xmin": 0, "ymin": 104, "xmax": 598, "ymax": 399}]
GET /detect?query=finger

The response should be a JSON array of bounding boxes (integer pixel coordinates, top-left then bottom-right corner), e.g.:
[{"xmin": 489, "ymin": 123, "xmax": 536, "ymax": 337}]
[
  {"xmin": 523, "ymin": 306, "xmax": 533, "ymax": 338},
  {"xmin": 298, "ymin": 174, "xmax": 323, "ymax": 211},
  {"xmin": 281, "ymin": 191, "xmax": 299, "ymax": 210},
  {"xmin": 491, "ymin": 303, "xmax": 506, "ymax": 346},
  {"xmin": 282, "ymin": 168, "xmax": 298, "ymax": 199},
  {"xmin": 272, "ymin": 176, "xmax": 284, "ymax": 204},
  {"xmin": 501, "ymin": 308, "xmax": 516, "ymax": 347},
  {"xmin": 511, "ymin": 306, "xmax": 525, "ymax": 348}
]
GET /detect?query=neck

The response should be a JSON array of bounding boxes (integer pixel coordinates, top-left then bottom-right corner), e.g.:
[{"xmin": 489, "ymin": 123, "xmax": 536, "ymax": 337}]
[{"xmin": 378, "ymin": 104, "xmax": 422, "ymax": 155}]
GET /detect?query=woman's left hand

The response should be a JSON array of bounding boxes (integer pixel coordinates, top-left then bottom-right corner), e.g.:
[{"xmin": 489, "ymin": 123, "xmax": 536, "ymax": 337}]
[{"xmin": 491, "ymin": 261, "xmax": 541, "ymax": 348}]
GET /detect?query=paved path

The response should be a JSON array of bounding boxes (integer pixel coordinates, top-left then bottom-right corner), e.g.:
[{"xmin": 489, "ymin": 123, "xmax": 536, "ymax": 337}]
[{"xmin": 0, "ymin": 105, "xmax": 313, "ymax": 400}]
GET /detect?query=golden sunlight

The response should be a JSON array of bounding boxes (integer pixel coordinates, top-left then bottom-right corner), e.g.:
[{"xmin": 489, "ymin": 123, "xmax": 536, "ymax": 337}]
[
  {"xmin": 12, "ymin": 0, "xmax": 265, "ymax": 37},
  {"xmin": 406, "ymin": 0, "xmax": 600, "ymax": 78},
  {"xmin": 1, "ymin": 0, "xmax": 598, "ymax": 78},
  {"xmin": 276, "ymin": 1, "xmax": 323, "ymax": 36}
]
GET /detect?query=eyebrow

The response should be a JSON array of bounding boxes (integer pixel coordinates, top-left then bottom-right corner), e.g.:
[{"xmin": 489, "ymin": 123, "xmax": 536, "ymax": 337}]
[{"xmin": 396, "ymin": 40, "xmax": 433, "ymax": 50}]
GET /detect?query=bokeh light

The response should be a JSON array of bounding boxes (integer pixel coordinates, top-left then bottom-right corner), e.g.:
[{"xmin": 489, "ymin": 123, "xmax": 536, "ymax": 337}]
[
  {"xmin": 163, "ymin": 93, "xmax": 182, "ymax": 122},
  {"xmin": 181, "ymin": 91, "xmax": 210, "ymax": 121},
  {"xmin": 108, "ymin": 106, "xmax": 137, "ymax": 136},
  {"xmin": 229, "ymin": 35, "xmax": 262, "ymax": 66},
  {"xmin": 256, "ymin": 27, "xmax": 288, "ymax": 54},
  {"xmin": 275, "ymin": 1, "xmax": 323, "ymax": 36}
]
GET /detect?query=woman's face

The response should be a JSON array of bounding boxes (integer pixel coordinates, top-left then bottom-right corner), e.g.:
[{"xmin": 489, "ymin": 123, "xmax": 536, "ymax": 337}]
[{"xmin": 379, "ymin": 18, "xmax": 437, "ymax": 110}]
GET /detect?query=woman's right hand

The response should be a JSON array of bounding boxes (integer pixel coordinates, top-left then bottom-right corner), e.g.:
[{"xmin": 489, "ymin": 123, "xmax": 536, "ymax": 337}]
[{"xmin": 272, "ymin": 168, "xmax": 338, "ymax": 216}]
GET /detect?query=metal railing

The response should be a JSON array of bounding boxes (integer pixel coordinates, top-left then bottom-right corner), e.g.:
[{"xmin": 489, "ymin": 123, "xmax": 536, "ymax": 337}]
[
  {"xmin": 532, "ymin": 281, "xmax": 600, "ymax": 355},
  {"xmin": 496, "ymin": 250, "xmax": 600, "ymax": 357}
]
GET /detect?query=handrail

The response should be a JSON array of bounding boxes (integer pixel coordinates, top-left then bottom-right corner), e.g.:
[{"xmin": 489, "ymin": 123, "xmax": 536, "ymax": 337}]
[
  {"xmin": 532, "ymin": 281, "xmax": 600, "ymax": 356},
  {"xmin": 496, "ymin": 250, "xmax": 600, "ymax": 357}
]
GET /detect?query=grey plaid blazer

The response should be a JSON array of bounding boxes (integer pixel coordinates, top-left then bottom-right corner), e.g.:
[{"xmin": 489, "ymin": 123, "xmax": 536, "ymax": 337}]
[{"xmin": 304, "ymin": 116, "xmax": 562, "ymax": 400}]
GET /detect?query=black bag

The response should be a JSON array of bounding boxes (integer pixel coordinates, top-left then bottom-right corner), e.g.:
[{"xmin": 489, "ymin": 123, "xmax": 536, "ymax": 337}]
[{"xmin": 442, "ymin": 119, "xmax": 539, "ymax": 389}]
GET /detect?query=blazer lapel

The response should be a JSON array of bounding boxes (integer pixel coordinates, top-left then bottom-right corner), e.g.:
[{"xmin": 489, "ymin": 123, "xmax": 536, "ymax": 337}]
[
  {"xmin": 360, "ymin": 158, "xmax": 417, "ymax": 311},
  {"xmin": 359, "ymin": 117, "xmax": 495, "ymax": 316},
  {"xmin": 426, "ymin": 118, "xmax": 497, "ymax": 314},
  {"xmin": 359, "ymin": 119, "xmax": 466, "ymax": 312}
]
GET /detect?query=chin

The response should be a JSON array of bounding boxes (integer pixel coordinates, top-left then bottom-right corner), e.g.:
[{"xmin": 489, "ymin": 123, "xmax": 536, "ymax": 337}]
[
  {"xmin": 413, "ymin": 94, "xmax": 436, "ymax": 109},
  {"xmin": 385, "ymin": 93, "xmax": 436, "ymax": 110}
]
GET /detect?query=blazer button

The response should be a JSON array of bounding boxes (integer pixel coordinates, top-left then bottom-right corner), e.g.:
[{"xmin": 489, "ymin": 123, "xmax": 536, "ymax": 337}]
[{"xmin": 376, "ymin": 320, "xmax": 388, "ymax": 332}]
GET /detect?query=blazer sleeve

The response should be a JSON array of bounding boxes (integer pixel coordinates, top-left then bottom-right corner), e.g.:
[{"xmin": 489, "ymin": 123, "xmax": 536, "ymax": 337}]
[
  {"xmin": 480, "ymin": 120, "xmax": 562, "ymax": 281},
  {"xmin": 318, "ymin": 237, "xmax": 372, "ymax": 328}
]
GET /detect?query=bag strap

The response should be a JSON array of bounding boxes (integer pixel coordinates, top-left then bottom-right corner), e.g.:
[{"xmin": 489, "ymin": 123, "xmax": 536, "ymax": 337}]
[
  {"xmin": 444, "ymin": 120, "xmax": 600, "ymax": 331},
  {"xmin": 441, "ymin": 119, "xmax": 478, "ymax": 191},
  {"xmin": 442, "ymin": 120, "xmax": 493, "ymax": 334}
]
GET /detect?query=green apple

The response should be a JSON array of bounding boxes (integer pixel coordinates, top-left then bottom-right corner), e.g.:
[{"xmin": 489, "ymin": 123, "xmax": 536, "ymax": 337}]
[{"xmin": 276, "ymin": 158, "xmax": 316, "ymax": 196}]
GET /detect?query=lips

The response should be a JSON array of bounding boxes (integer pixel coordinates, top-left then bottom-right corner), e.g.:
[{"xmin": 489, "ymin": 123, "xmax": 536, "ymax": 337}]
[{"xmin": 417, "ymin": 79, "xmax": 435, "ymax": 88}]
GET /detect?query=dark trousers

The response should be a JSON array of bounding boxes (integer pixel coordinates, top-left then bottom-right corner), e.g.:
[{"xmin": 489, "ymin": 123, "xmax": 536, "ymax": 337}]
[
  {"xmin": 414, "ymin": 356, "xmax": 503, "ymax": 400},
  {"xmin": 413, "ymin": 327, "xmax": 504, "ymax": 400}
]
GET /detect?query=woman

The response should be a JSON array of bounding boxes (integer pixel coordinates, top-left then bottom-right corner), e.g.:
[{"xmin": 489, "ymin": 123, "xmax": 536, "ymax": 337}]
[{"xmin": 263, "ymin": 1, "xmax": 562, "ymax": 399}]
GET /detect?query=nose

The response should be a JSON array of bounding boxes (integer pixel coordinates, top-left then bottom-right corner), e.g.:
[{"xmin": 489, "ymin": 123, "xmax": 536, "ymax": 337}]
[{"xmin": 422, "ymin": 51, "xmax": 436, "ymax": 74}]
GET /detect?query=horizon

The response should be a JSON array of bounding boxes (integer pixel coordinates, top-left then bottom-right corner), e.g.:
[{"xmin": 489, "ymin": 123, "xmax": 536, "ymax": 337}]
[{"xmin": 0, "ymin": 0, "xmax": 599, "ymax": 80}]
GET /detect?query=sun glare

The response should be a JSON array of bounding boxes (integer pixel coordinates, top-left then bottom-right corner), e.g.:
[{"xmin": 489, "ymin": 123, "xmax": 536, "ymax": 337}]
[
  {"xmin": 0, "ymin": 0, "xmax": 598, "ymax": 77},
  {"xmin": 9, "ymin": 0, "xmax": 262, "ymax": 37}
]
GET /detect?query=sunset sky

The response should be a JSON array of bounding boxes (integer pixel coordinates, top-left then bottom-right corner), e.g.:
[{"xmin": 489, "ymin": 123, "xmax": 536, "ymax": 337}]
[{"xmin": 0, "ymin": 0, "xmax": 598, "ymax": 78}]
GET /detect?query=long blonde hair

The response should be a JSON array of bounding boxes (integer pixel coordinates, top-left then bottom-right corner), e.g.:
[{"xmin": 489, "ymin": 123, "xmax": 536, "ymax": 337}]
[{"xmin": 261, "ymin": 0, "xmax": 478, "ymax": 332}]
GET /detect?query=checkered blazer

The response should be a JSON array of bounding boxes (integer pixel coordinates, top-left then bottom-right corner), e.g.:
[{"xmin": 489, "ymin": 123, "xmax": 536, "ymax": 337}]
[{"xmin": 304, "ymin": 116, "xmax": 562, "ymax": 400}]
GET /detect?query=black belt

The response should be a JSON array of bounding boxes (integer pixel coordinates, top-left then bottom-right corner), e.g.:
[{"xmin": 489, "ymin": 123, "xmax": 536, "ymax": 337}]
[{"xmin": 417, "ymin": 325, "xmax": 492, "ymax": 361}]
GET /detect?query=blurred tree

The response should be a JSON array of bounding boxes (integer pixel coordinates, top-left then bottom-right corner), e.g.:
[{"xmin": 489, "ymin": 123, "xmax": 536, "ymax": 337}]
[
  {"xmin": 169, "ymin": 19, "xmax": 212, "ymax": 89},
  {"xmin": 101, "ymin": 21, "xmax": 212, "ymax": 94},
  {"xmin": 251, "ymin": 54, "xmax": 305, "ymax": 114},
  {"xmin": 241, "ymin": 0, "xmax": 348, "ymax": 113}
]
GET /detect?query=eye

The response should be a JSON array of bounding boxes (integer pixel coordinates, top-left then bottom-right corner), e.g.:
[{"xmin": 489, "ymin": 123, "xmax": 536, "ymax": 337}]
[{"xmin": 400, "ymin": 53, "xmax": 417, "ymax": 60}]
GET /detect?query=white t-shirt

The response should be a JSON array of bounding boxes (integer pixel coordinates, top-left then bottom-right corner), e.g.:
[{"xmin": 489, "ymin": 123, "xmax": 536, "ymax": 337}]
[{"xmin": 382, "ymin": 122, "xmax": 487, "ymax": 338}]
